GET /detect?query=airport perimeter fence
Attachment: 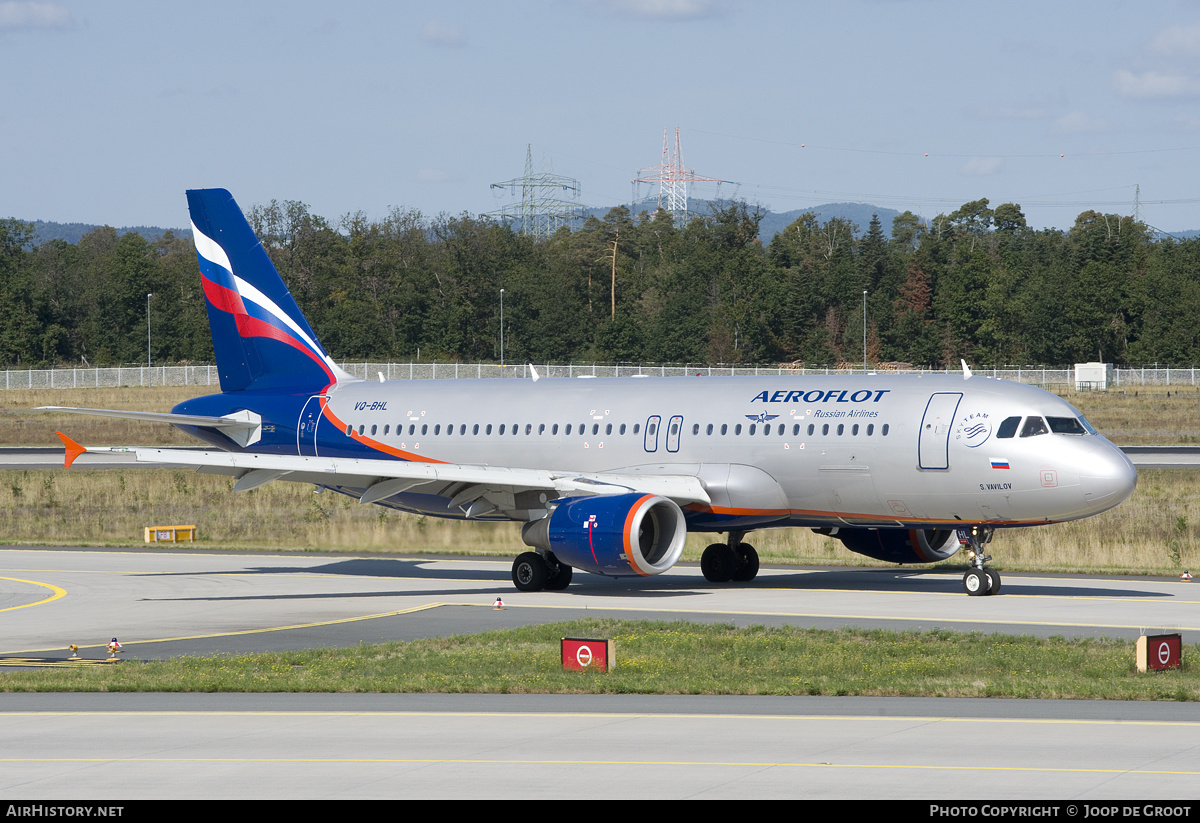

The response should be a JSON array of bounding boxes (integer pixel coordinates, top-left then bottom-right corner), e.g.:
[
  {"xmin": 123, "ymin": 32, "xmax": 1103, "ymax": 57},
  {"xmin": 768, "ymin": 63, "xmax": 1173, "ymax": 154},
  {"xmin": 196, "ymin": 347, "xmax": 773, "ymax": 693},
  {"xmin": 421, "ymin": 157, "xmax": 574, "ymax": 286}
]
[{"xmin": 5, "ymin": 362, "xmax": 1200, "ymax": 390}]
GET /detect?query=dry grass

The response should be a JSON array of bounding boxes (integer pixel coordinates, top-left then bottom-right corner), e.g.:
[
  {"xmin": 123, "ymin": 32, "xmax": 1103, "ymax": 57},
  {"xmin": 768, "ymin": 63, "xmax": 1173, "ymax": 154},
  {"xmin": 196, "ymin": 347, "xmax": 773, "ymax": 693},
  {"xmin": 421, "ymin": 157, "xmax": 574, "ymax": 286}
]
[
  {"xmin": 4, "ymin": 384, "xmax": 1200, "ymax": 447},
  {"xmin": 1065, "ymin": 385, "xmax": 1200, "ymax": 445},
  {"xmin": 1, "ymin": 384, "xmax": 1198, "ymax": 573},
  {"xmin": 0, "ymin": 386, "xmax": 211, "ymax": 446},
  {"xmin": 0, "ymin": 466, "xmax": 1194, "ymax": 574}
]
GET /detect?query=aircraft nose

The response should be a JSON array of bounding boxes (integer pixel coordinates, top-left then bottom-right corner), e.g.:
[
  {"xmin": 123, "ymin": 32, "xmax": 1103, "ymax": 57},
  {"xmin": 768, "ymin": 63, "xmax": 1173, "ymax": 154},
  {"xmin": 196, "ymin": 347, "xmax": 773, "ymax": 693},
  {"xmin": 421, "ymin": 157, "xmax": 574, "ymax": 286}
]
[{"xmin": 1077, "ymin": 440, "xmax": 1138, "ymax": 511}]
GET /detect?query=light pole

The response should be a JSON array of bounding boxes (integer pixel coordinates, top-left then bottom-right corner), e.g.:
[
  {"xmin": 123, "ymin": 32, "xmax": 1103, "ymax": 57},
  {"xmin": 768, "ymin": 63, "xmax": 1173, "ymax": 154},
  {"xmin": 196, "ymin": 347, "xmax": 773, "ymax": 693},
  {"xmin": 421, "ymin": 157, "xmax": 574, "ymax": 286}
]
[
  {"xmin": 499, "ymin": 288, "xmax": 505, "ymax": 369},
  {"xmin": 862, "ymin": 290, "xmax": 868, "ymax": 374},
  {"xmin": 147, "ymin": 292, "xmax": 153, "ymax": 387}
]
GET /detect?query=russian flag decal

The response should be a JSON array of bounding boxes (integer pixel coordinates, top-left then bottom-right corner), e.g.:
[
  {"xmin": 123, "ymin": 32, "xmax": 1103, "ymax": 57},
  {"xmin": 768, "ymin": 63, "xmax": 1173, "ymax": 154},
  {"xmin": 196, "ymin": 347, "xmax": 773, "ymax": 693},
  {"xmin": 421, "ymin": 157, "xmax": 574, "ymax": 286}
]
[{"xmin": 990, "ymin": 458, "xmax": 1010, "ymax": 470}]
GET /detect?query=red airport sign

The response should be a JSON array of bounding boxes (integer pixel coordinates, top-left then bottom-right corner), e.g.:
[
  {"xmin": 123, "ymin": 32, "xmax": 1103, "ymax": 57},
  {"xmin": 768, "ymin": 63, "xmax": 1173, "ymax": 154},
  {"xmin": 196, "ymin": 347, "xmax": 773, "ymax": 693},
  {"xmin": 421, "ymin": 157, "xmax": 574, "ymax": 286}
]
[
  {"xmin": 1136, "ymin": 633, "xmax": 1182, "ymax": 672},
  {"xmin": 562, "ymin": 637, "xmax": 613, "ymax": 672}
]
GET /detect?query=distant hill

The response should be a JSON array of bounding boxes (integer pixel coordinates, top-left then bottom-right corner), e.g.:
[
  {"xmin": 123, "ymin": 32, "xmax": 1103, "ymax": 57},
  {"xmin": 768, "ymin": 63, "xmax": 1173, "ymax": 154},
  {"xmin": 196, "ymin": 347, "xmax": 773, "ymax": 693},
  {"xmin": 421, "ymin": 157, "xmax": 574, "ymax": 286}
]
[
  {"xmin": 757, "ymin": 203, "xmax": 904, "ymax": 244},
  {"xmin": 580, "ymin": 199, "xmax": 907, "ymax": 244},
  {"xmin": 26, "ymin": 220, "xmax": 190, "ymax": 246}
]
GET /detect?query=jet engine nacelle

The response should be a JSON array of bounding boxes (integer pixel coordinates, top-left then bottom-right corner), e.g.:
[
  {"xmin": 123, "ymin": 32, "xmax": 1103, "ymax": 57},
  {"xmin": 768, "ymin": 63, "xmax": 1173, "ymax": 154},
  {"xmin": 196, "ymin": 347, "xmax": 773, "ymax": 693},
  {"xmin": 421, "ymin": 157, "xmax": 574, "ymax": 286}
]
[
  {"xmin": 833, "ymin": 527, "xmax": 962, "ymax": 564},
  {"xmin": 521, "ymin": 492, "xmax": 687, "ymax": 577}
]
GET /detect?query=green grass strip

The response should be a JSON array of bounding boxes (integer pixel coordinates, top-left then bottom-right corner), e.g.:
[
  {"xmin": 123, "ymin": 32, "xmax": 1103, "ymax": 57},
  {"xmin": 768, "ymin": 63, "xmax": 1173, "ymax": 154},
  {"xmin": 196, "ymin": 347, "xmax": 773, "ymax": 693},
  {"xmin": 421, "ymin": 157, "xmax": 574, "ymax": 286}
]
[{"xmin": 3, "ymin": 620, "xmax": 1198, "ymax": 700}]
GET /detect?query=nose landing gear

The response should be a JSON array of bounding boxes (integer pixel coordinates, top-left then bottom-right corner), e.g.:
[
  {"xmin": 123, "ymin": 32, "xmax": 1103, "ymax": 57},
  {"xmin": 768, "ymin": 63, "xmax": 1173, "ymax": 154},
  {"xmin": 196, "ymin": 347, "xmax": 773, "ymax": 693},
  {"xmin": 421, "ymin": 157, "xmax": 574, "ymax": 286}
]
[{"xmin": 961, "ymin": 525, "xmax": 1001, "ymax": 596}]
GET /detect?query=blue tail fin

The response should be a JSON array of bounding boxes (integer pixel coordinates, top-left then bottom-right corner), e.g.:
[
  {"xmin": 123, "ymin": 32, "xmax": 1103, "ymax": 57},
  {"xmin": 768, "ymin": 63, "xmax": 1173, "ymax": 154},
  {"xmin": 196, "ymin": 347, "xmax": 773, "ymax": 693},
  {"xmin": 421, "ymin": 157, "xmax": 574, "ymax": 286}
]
[{"xmin": 187, "ymin": 188, "xmax": 350, "ymax": 392}]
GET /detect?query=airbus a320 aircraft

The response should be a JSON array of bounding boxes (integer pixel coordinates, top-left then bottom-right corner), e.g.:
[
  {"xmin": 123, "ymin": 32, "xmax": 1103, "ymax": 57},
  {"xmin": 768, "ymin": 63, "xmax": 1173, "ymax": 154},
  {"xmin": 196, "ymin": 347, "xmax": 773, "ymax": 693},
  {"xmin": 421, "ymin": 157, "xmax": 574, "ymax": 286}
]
[{"xmin": 47, "ymin": 189, "xmax": 1138, "ymax": 595}]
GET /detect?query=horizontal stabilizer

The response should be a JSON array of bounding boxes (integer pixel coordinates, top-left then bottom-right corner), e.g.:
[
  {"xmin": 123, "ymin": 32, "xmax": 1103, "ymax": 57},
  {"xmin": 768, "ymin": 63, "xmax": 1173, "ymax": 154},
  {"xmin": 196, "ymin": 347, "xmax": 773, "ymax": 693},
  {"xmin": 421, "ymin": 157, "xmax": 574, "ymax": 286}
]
[
  {"xmin": 40, "ymin": 406, "xmax": 254, "ymax": 428},
  {"xmin": 40, "ymin": 407, "xmax": 263, "ymax": 447}
]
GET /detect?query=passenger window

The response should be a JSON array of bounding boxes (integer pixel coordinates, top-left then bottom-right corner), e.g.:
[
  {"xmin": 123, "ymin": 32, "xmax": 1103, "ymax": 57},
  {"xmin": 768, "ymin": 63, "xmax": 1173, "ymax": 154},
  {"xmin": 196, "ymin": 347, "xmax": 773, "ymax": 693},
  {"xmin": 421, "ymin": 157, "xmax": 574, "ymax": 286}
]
[
  {"xmin": 867, "ymin": 424, "xmax": 874, "ymax": 435},
  {"xmin": 852, "ymin": 424, "xmax": 859, "ymax": 435},
  {"xmin": 1020, "ymin": 417, "xmax": 1049, "ymax": 437},
  {"xmin": 721, "ymin": 423, "xmax": 728, "ymax": 435},
  {"xmin": 706, "ymin": 424, "xmax": 713, "ymax": 435},
  {"xmin": 882, "ymin": 424, "xmax": 889, "ymax": 436},
  {"xmin": 735, "ymin": 424, "xmax": 743, "ymax": 435},
  {"xmin": 420, "ymin": 424, "xmax": 427, "ymax": 435},
  {"xmin": 822, "ymin": 424, "xmax": 829, "ymax": 435},
  {"xmin": 997, "ymin": 416, "xmax": 1021, "ymax": 439},
  {"xmin": 807, "ymin": 424, "xmax": 814, "ymax": 436},
  {"xmin": 837, "ymin": 424, "xmax": 844, "ymax": 435},
  {"xmin": 749, "ymin": 424, "xmax": 757, "ymax": 435}
]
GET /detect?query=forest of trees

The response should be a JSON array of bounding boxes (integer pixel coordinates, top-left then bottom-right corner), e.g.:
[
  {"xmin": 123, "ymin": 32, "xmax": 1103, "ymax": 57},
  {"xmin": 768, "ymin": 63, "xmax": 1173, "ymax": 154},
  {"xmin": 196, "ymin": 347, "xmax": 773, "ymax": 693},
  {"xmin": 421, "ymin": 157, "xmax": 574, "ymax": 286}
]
[{"xmin": 1, "ymin": 196, "xmax": 1197, "ymax": 369}]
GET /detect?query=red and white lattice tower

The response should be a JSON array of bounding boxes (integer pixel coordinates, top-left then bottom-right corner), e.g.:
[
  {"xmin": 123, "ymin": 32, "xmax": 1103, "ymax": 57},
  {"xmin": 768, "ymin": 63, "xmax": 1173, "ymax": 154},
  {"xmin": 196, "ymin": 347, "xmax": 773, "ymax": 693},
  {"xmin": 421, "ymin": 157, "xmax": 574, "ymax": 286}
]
[{"xmin": 633, "ymin": 128, "xmax": 725, "ymax": 226}]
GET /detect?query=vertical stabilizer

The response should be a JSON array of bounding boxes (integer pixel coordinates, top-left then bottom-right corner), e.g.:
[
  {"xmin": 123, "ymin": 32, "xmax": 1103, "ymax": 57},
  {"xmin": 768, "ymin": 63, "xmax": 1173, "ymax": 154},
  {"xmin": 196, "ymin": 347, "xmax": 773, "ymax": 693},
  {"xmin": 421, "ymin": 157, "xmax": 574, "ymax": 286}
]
[{"xmin": 187, "ymin": 188, "xmax": 352, "ymax": 392}]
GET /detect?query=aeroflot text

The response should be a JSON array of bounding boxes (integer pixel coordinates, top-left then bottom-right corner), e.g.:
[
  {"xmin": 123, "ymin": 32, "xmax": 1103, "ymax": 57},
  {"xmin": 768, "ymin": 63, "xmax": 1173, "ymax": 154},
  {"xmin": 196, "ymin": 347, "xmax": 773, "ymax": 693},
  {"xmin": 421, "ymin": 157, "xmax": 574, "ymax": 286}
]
[{"xmin": 751, "ymin": 389, "xmax": 891, "ymax": 403}]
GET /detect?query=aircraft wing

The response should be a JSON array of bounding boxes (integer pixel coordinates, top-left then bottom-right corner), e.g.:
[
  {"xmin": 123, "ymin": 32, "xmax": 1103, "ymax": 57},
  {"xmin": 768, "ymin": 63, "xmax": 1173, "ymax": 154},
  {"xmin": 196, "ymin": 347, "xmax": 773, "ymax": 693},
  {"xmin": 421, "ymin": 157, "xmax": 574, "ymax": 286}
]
[{"xmin": 54, "ymin": 435, "xmax": 711, "ymax": 518}]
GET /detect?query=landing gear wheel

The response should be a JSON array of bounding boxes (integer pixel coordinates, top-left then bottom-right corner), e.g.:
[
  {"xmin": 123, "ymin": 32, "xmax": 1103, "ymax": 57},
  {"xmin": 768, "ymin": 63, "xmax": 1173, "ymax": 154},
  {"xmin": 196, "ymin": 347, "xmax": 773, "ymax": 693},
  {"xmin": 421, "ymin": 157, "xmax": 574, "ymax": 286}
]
[
  {"xmin": 512, "ymin": 551, "xmax": 549, "ymax": 592},
  {"xmin": 984, "ymin": 567, "xmax": 1001, "ymax": 596},
  {"xmin": 701, "ymin": 543, "xmax": 737, "ymax": 583},
  {"xmin": 731, "ymin": 543, "xmax": 760, "ymax": 582},
  {"xmin": 545, "ymin": 563, "xmax": 573, "ymax": 591},
  {"xmin": 963, "ymin": 568, "xmax": 990, "ymax": 596}
]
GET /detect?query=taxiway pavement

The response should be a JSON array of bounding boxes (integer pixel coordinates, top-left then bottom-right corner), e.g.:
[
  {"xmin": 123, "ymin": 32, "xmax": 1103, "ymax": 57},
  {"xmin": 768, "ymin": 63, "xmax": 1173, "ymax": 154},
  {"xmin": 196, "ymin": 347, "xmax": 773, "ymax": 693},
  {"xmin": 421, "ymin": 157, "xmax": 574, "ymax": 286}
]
[{"xmin": 3, "ymin": 547, "xmax": 1198, "ymax": 799}]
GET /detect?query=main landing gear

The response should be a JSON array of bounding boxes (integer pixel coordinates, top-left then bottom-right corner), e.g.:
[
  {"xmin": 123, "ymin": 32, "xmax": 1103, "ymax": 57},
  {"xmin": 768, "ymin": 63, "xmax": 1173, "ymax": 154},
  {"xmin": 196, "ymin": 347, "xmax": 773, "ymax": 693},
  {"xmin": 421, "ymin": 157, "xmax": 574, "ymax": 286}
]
[
  {"xmin": 512, "ymin": 551, "xmax": 573, "ymax": 592},
  {"xmin": 700, "ymin": 532, "xmax": 759, "ymax": 583},
  {"xmin": 961, "ymin": 525, "xmax": 1001, "ymax": 596}
]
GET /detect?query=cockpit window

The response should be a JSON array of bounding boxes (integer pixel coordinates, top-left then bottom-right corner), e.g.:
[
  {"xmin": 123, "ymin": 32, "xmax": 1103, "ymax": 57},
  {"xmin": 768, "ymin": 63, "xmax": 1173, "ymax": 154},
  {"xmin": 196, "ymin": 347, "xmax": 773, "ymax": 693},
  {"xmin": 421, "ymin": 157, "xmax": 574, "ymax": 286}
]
[
  {"xmin": 1019, "ymin": 416, "xmax": 1049, "ymax": 437},
  {"xmin": 1048, "ymin": 416, "xmax": 1088, "ymax": 435},
  {"xmin": 996, "ymin": 416, "xmax": 1021, "ymax": 439}
]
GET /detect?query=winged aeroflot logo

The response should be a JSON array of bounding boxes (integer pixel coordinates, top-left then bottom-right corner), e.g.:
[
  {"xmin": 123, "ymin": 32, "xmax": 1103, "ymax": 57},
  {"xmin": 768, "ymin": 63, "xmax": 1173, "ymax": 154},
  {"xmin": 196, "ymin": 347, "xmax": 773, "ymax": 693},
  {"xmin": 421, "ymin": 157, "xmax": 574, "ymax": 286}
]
[{"xmin": 745, "ymin": 413, "xmax": 780, "ymax": 423}]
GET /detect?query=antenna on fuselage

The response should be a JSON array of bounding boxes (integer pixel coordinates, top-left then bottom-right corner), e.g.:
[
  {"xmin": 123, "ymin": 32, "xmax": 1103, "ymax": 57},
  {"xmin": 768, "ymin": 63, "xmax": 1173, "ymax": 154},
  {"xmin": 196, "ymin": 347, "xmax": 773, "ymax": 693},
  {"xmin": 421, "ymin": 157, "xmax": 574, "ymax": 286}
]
[{"xmin": 960, "ymin": 359, "xmax": 973, "ymax": 380}]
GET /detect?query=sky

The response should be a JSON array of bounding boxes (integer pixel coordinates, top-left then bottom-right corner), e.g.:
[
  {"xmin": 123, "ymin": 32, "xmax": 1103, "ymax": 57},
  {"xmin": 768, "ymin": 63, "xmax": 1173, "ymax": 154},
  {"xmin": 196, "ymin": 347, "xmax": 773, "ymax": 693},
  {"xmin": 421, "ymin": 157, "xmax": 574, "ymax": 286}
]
[{"xmin": 5, "ymin": 0, "xmax": 1200, "ymax": 234}]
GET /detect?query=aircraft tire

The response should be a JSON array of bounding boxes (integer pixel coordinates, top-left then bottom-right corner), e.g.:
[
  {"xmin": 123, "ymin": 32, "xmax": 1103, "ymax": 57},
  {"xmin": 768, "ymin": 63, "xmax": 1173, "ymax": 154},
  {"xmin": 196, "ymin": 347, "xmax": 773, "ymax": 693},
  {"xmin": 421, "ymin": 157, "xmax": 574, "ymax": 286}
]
[
  {"xmin": 513, "ymin": 552, "xmax": 549, "ymax": 592},
  {"xmin": 545, "ymin": 563, "xmax": 573, "ymax": 591},
  {"xmin": 984, "ymin": 568, "xmax": 1001, "ymax": 596},
  {"xmin": 701, "ymin": 543, "xmax": 736, "ymax": 583},
  {"xmin": 962, "ymin": 568, "xmax": 990, "ymax": 596},
  {"xmin": 731, "ymin": 543, "xmax": 760, "ymax": 582}
]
